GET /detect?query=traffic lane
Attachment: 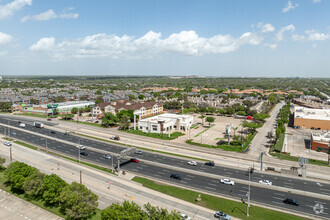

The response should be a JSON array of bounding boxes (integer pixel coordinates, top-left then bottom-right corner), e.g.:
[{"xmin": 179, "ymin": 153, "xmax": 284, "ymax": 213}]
[
  {"xmin": 120, "ymin": 162, "xmax": 330, "ymax": 218},
  {"xmin": 2, "ymin": 122, "xmax": 330, "ymax": 196}
]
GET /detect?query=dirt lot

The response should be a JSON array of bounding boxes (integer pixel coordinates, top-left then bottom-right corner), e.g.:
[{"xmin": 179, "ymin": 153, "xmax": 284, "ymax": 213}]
[{"xmin": 174, "ymin": 114, "xmax": 245, "ymax": 146}]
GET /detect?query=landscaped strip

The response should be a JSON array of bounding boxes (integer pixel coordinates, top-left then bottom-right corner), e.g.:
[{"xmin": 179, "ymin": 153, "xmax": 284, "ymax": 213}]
[
  {"xmin": 186, "ymin": 140, "xmax": 248, "ymax": 152},
  {"xmin": 64, "ymin": 120, "xmax": 102, "ymax": 127},
  {"xmin": 274, "ymin": 133, "xmax": 284, "ymax": 152},
  {"xmin": 120, "ymin": 129, "xmax": 184, "ymax": 140},
  {"xmin": 270, "ymin": 152, "xmax": 329, "ymax": 167},
  {"xmin": 14, "ymin": 140, "xmax": 38, "ymax": 150},
  {"xmin": 194, "ymin": 124, "xmax": 215, "ymax": 137},
  {"xmin": 132, "ymin": 177, "xmax": 305, "ymax": 220}
]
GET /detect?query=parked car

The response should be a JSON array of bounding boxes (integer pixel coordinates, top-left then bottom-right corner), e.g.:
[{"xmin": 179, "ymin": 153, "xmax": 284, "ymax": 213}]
[
  {"xmin": 214, "ymin": 211, "xmax": 231, "ymax": 219},
  {"xmin": 4, "ymin": 141, "xmax": 11, "ymax": 146},
  {"xmin": 19, "ymin": 123, "xmax": 26, "ymax": 128},
  {"xmin": 259, "ymin": 180, "xmax": 272, "ymax": 185},
  {"xmin": 64, "ymin": 132, "xmax": 69, "ymax": 135},
  {"xmin": 135, "ymin": 150, "xmax": 143, "ymax": 155},
  {"xmin": 187, "ymin": 161, "xmax": 197, "ymax": 166},
  {"xmin": 18, "ymin": 121, "xmax": 22, "ymax": 124},
  {"xmin": 170, "ymin": 173, "xmax": 182, "ymax": 180},
  {"xmin": 283, "ymin": 198, "xmax": 299, "ymax": 206},
  {"xmin": 311, "ymin": 127, "xmax": 315, "ymax": 130},
  {"xmin": 76, "ymin": 145, "xmax": 86, "ymax": 150},
  {"xmin": 110, "ymin": 135, "xmax": 120, "ymax": 140},
  {"xmin": 80, "ymin": 151, "xmax": 88, "ymax": 156},
  {"xmin": 11, "ymin": 132, "xmax": 16, "ymax": 135},
  {"xmin": 205, "ymin": 161, "xmax": 215, "ymax": 166},
  {"xmin": 130, "ymin": 158, "xmax": 139, "ymax": 163},
  {"xmin": 102, "ymin": 154, "xmax": 111, "ymax": 160},
  {"xmin": 94, "ymin": 121, "xmax": 99, "ymax": 123},
  {"xmin": 50, "ymin": 131, "xmax": 56, "ymax": 134},
  {"xmin": 179, "ymin": 213, "xmax": 191, "ymax": 220},
  {"xmin": 220, "ymin": 179, "xmax": 235, "ymax": 185},
  {"xmin": 47, "ymin": 118, "xmax": 52, "ymax": 121}
]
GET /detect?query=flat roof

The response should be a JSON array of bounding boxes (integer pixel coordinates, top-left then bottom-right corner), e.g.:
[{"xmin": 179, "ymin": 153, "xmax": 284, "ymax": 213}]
[
  {"xmin": 294, "ymin": 107, "xmax": 330, "ymax": 121},
  {"xmin": 312, "ymin": 132, "xmax": 330, "ymax": 143}
]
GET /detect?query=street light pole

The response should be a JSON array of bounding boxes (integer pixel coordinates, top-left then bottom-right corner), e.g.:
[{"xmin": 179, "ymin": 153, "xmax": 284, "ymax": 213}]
[{"xmin": 247, "ymin": 170, "xmax": 250, "ymax": 217}]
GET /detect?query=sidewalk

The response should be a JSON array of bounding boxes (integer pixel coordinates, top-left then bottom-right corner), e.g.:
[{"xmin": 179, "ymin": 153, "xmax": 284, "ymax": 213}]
[{"xmin": 0, "ymin": 137, "xmax": 220, "ymax": 220}]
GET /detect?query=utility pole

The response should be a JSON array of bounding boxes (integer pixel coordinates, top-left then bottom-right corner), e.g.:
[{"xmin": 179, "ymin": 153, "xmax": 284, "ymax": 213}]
[
  {"xmin": 80, "ymin": 170, "xmax": 82, "ymax": 184},
  {"xmin": 9, "ymin": 146, "xmax": 12, "ymax": 162},
  {"xmin": 247, "ymin": 167, "xmax": 254, "ymax": 217}
]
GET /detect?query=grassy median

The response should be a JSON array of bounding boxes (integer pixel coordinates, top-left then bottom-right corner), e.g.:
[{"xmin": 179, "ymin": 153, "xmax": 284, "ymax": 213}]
[{"xmin": 133, "ymin": 177, "xmax": 306, "ymax": 220}]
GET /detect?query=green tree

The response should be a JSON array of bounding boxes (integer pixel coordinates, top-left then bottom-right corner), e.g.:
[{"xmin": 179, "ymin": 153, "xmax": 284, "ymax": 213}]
[
  {"xmin": 0, "ymin": 102, "xmax": 12, "ymax": 112},
  {"xmin": 30, "ymin": 98, "xmax": 38, "ymax": 105},
  {"xmin": 138, "ymin": 94, "xmax": 146, "ymax": 100},
  {"xmin": 71, "ymin": 107, "xmax": 78, "ymax": 114},
  {"xmin": 207, "ymin": 106, "xmax": 217, "ymax": 114},
  {"xmin": 101, "ymin": 201, "xmax": 147, "ymax": 220},
  {"xmin": 52, "ymin": 108, "xmax": 58, "ymax": 115},
  {"xmin": 236, "ymin": 111, "xmax": 247, "ymax": 116},
  {"xmin": 199, "ymin": 114, "xmax": 206, "ymax": 125},
  {"xmin": 96, "ymin": 96, "xmax": 104, "ymax": 104},
  {"xmin": 144, "ymin": 203, "xmax": 181, "ymax": 219},
  {"xmin": 42, "ymin": 174, "xmax": 68, "ymax": 205},
  {"xmin": 0, "ymin": 157, "xmax": 6, "ymax": 170},
  {"xmin": 205, "ymin": 116, "xmax": 215, "ymax": 127},
  {"xmin": 119, "ymin": 114, "xmax": 130, "ymax": 130},
  {"xmin": 218, "ymin": 109, "xmax": 226, "ymax": 115},
  {"xmin": 253, "ymin": 113, "xmax": 270, "ymax": 122},
  {"xmin": 226, "ymin": 107, "xmax": 235, "ymax": 115},
  {"xmin": 79, "ymin": 96, "xmax": 88, "ymax": 101},
  {"xmin": 128, "ymin": 94, "xmax": 136, "ymax": 100},
  {"xmin": 62, "ymin": 114, "xmax": 74, "ymax": 120},
  {"xmin": 23, "ymin": 170, "xmax": 45, "ymax": 198},
  {"xmin": 5, "ymin": 162, "xmax": 36, "ymax": 191},
  {"xmin": 95, "ymin": 89, "xmax": 103, "ymax": 95},
  {"xmin": 60, "ymin": 182, "xmax": 98, "ymax": 219},
  {"xmin": 101, "ymin": 112, "xmax": 118, "ymax": 127}
]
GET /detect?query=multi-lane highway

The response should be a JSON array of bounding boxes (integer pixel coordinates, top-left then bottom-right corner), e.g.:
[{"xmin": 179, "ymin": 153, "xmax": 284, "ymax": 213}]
[{"xmin": 0, "ymin": 116, "xmax": 329, "ymax": 218}]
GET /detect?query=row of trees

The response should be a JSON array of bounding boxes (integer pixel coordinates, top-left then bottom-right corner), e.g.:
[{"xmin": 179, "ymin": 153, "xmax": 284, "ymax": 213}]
[
  {"xmin": 4, "ymin": 161, "xmax": 98, "ymax": 219},
  {"xmin": 101, "ymin": 110, "xmax": 134, "ymax": 129},
  {"xmin": 275, "ymin": 102, "xmax": 291, "ymax": 141},
  {"xmin": 0, "ymin": 102, "xmax": 11, "ymax": 112}
]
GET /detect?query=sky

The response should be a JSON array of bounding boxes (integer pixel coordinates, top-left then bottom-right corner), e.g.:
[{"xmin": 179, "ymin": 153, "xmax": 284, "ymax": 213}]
[{"xmin": 0, "ymin": 0, "xmax": 329, "ymax": 77}]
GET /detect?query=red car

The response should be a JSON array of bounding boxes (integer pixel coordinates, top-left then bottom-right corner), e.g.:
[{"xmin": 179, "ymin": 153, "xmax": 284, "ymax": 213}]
[
  {"xmin": 18, "ymin": 121, "xmax": 22, "ymax": 124},
  {"xmin": 130, "ymin": 158, "xmax": 139, "ymax": 163},
  {"xmin": 47, "ymin": 118, "xmax": 52, "ymax": 121}
]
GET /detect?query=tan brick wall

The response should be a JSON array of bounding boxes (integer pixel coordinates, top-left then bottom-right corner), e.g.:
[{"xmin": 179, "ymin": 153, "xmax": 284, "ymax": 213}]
[{"xmin": 294, "ymin": 118, "xmax": 330, "ymax": 130}]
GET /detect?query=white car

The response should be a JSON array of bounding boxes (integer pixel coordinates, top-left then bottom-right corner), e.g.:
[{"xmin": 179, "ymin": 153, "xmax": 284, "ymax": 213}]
[
  {"xmin": 180, "ymin": 213, "xmax": 191, "ymax": 220},
  {"xmin": 187, "ymin": 161, "xmax": 197, "ymax": 166},
  {"xmin": 4, "ymin": 141, "xmax": 11, "ymax": 146},
  {"xmin": 259, "ymin": 180, "xmax": 272, "ymax": 185},
  {"xmin": 76, "ymin": 145, "xmax": 86, "ymax": 150},
  {"xmin": 220, "ymin": 179, "xmax": 235, "ymax": 186},
  {"xmin": 19, "ymin": 123, "xmax": 26, "ymax": 128}
]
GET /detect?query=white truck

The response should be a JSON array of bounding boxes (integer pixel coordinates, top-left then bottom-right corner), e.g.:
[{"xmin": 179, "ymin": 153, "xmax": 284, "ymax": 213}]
[{"xmin": 33, "ymin": 122, "xmax": 44, "ymax": 128}]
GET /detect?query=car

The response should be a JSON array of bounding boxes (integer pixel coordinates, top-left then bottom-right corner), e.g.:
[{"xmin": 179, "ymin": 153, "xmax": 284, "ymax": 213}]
[
  {"xmin": 64, "ymin": 132, "xmax": 69, "ymax": 135},
  {"xmin": 259, "ymin": 180, "xmax": 272, "ymax": 185},
  {"xmin": 214, "ymin": 211, "xmax": 231, "ymax": 219},
  {"xmin": 94, "ymin": 121, "xmax": 99, "ymax": 123},
  {"xmin": 47, "ymin": 118, "xmax": 52, "ymax": 121},
  {"xmin": 130, "ymin": 158, "xmax": 139, "ymax": 163},
  {"xmin": 187, "ymin": 161, "xmax": 197, "ymax": 166},
  {"xmin": 134, "ymin": 150, "xmax": 143, "ymax": 155},
  {"xmin": 102, "ymin": 154, "xmax": 111, "ymax": 160},
  {"xmin": 76, "ymin": 145, "xmax": 86, "ymax": 150},
  {"xmin": 220, "ymin": 179, "xmax": 235, "ymax": 185},
  {"xmin": 19, "ymin": 123, "xmax": 26, "ymax": 128},
  {"xmin": 283, "ymin": 198, "xmax": 299, "ymax": 206},
  {"xmin": 204, "ymin": 161, "xmax": 215, "ymax": 166},
  {"xmin": 50, "ymin": 131, "xmax": 56, "ymax": 134},
  {"xmin": 18, "ymin": 121, "xmax": 22, "ymax": 124},
  {"xmin": 311, "ymin": 127, "xmax": 315, "ymax": 130},
  {"xmin": 170, "ymin": 173, "xmax": 182, "ymax": 180},
  {"xmin": 110, "ymin": 135, "xmax": 120, "ymax": 140},
  {"xmin": 11, "ymin": 132, "xmax": 16, "ymax": 135},
  {"xmin": 4, "ymin": 141, "xmax": 11, "ymax": 146},
  {"xmin": 316, "ymin": 127, "xmax": 321, "ymax": 130},
  {"xmin": 80, "ymin": 151, "xmax": 88, "ymax": 156},
  {"xmin": 179, "ymin": 213, "xmax": 191, "ymax": 220}
]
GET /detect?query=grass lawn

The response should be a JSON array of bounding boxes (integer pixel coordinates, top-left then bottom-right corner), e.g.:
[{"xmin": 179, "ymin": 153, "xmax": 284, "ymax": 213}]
[
  {"xmin": 65, "ymin": 120, "xmax": 102, "ymax": 127},
  {"xmin": 274, "ymin": 133, "xmax": 284, "ymax": 152},
  {"xmin": 270, "ymin": 152, "xmax": 329, "ymax": 167},
  {"xmin": 14, "ymin": 113, "xmax": 48, "ymax": 118},
  {"xmin": 133, "ymin": 177, "xmax": 305, "ymax": 220},
  {"xmin": 14, "ymin": 140, "xmax": 38, "ymax": 150},
  {"xmin": 120, "ymin": 129, "xmax": 184, "ymax": 140},
  {"xmin": 186, "ymin": 140, "xmax": 248, "ymax": 152}
]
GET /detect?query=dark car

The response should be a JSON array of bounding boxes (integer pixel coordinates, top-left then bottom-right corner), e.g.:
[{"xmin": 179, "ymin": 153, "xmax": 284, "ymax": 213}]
[
  {"xmin": 110, "ymin": 135, "xmax": 120, "ymax": 140},
  {"xmin": 283, "ymin": 198, "xmax": 299, "ymax": 206},
  {"xmin": 170, "ymin": 173, "xmax": 182, "ymax": 180},
  {"xmin": 130, "ymin": 158, "xmax": 139, "ymax": 163},
  {"xmin": 94, "ymin": 121, "xmax": 99, "ymax": 123},
  {"xmin": 47, "ymin": 118, "xmax": 52, "ymax": 121},
  {"xmin": 64, "ymin": 132, "xmax": 69, "ymax": 135},
  {"xmin": 80, "ymin": 151, "xmax": 88, "ymax": 156},
  {"xmin": 50, "ymin": 131, "xmax": 56, "ymax": 134},
  {"xmin": 18, "ymin": 121, "xmax": 22, "ymax": 124},
  {"xmin": 205, "ymin": 161, "xmax": 215, "ymax": 166}
]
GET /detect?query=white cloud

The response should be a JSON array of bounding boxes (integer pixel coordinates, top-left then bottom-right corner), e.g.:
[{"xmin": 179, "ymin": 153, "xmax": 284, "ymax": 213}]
[
  {"xmin": 21, "ymin": 8, "xmax": 79, "ymax": 22},
  {"xmin": 0, "ymin": 0, "xmax": 32, "ymax": 19},
  {"xmin": 264, "ymin": 44, "xmax": 277, "ymax": 50},
  {"xmin": 276, "ymin": 24, "xmax": 295, "ymax": 41},
  {"xmin": 282, "ymin": 1, "xmax": 299, "ymax": 13},
  {"xmin": 258, "ymin": 23, "xmax": 275, "ymax": 33},
  {"xmin": 292, "ymin": 30, "xmax": 330, "ymax": 41},
  {"xmin": 312, "ymin": 0, "xmax": 321, "ymax": 3},
  {"xmin": 0, "ymin": 32, "xmax": 13, "ymax": 45},
  {"xmin": 29, "ymin": 30, "xmax": 264, "ymax": 59},
  {"xmin": 30, "ymin": 37, "xmax": 55, "ymax": 51}
]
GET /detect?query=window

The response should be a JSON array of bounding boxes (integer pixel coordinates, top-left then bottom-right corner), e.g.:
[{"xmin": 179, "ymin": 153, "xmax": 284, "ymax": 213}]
[
  {"xmin": 153, "ymin": 127, "xmax": 157, "ymax": 131},
  {"xmin": 140, "ymin": 126, "xmax": 142, "ymax": 129}
]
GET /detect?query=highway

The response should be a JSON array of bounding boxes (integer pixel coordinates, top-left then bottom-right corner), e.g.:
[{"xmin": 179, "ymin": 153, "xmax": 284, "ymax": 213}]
[{"xmin": 0, "ymin": 118, "xmax": 329, "ymax": 218}]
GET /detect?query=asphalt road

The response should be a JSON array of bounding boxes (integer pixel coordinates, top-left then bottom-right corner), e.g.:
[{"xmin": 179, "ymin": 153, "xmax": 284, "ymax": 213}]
[
  {"xmin": 0, "ymin": 118, "xmax": 329, "ymax": 218},
  {"xmin": 1, "ymin": 116, "xmax": 330, "ymax": 197}
]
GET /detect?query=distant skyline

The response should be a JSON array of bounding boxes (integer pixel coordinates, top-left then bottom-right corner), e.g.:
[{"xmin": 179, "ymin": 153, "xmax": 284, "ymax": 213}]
[{"xmin": 0, "ymin": 0, "xmax": 329, "ymax": 77}]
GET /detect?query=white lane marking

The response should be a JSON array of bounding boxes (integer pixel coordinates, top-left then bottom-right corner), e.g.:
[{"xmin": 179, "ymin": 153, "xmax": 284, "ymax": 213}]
[
  {"xmin": 181, "ymin": 181, "xmax": 187, "ymax": 184},
  {"xmin": 154, "ymin": 174, "xmax": 161, "ymax": 177},
  {"xmin": 211, "ymin": 180, "xmax": 219, "ymax": 183},
  {"xmin": 161, "ymin": 169, "xmax": 169, "ymax": 172},
  {"xmin": 95, "ymin": 159, "xmax": 100, "ymax": 162},
  {"xmin": 314, "ymin": 201, "xmax": 327, "ymax": 205},
  {"xmin": 132, "ymin": 169, "xmax": 138, "ymax": 172},
  {"xmin": 320, "ymin": 188, "xmax": 330, "ymax": 192},
  {"xmin": 136, "ymin": 167, "xmax": 143, "ymax": 169},
  {"xmin": 287, "ymin": 179, "xmax": 292, "ymax": 182},
  {"xmin": 272, "ymin": 201, "xmax": 284, "ymax": 205},
  {"xmin": 158, "ymin": 172, "xmax": 166, "ymax": 175},
  {"xmin": 273, "ymin": 197, "xmax": 285, "ymax": 200},
  {"xmin": 238, "ymin": 194, "xmax": 246, "ymax": 197},
  {"xmin": 284, "ymin": 182, "xmax": 293, "ymax": 185},
  {"xmin": 186, "ymin": 175, "xmax": 194, "ymax": 177},
  {"xmin": 274, "ymin": 193, "xmax": 285, "ymax": 196},
  {"xmin": 225, "ymin": 172, "xmax": 232, "ymax": 175},
  {"xmin": 185, "ymin": 178, "xmax": 191, "ymax": 181},
  {"xmin": 205, "ymin": 186, "xmax": 216, "ymax": 191},
  {"xmin": 208, "ymin": 183, "xmax": 217, "ymax": 187},
  {"xmin": 239, "ymin": 190, "xmax": 247, "ymax": 193},
  {"xmin": 141, "ymin": 164, "xmax": 147, "ymax": 167}
]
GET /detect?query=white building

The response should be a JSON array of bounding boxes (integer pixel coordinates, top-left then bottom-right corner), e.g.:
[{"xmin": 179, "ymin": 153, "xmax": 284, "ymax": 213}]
[{"xmin": 138, "ymin": 113, "xmax": 193, "ymax": 134}]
